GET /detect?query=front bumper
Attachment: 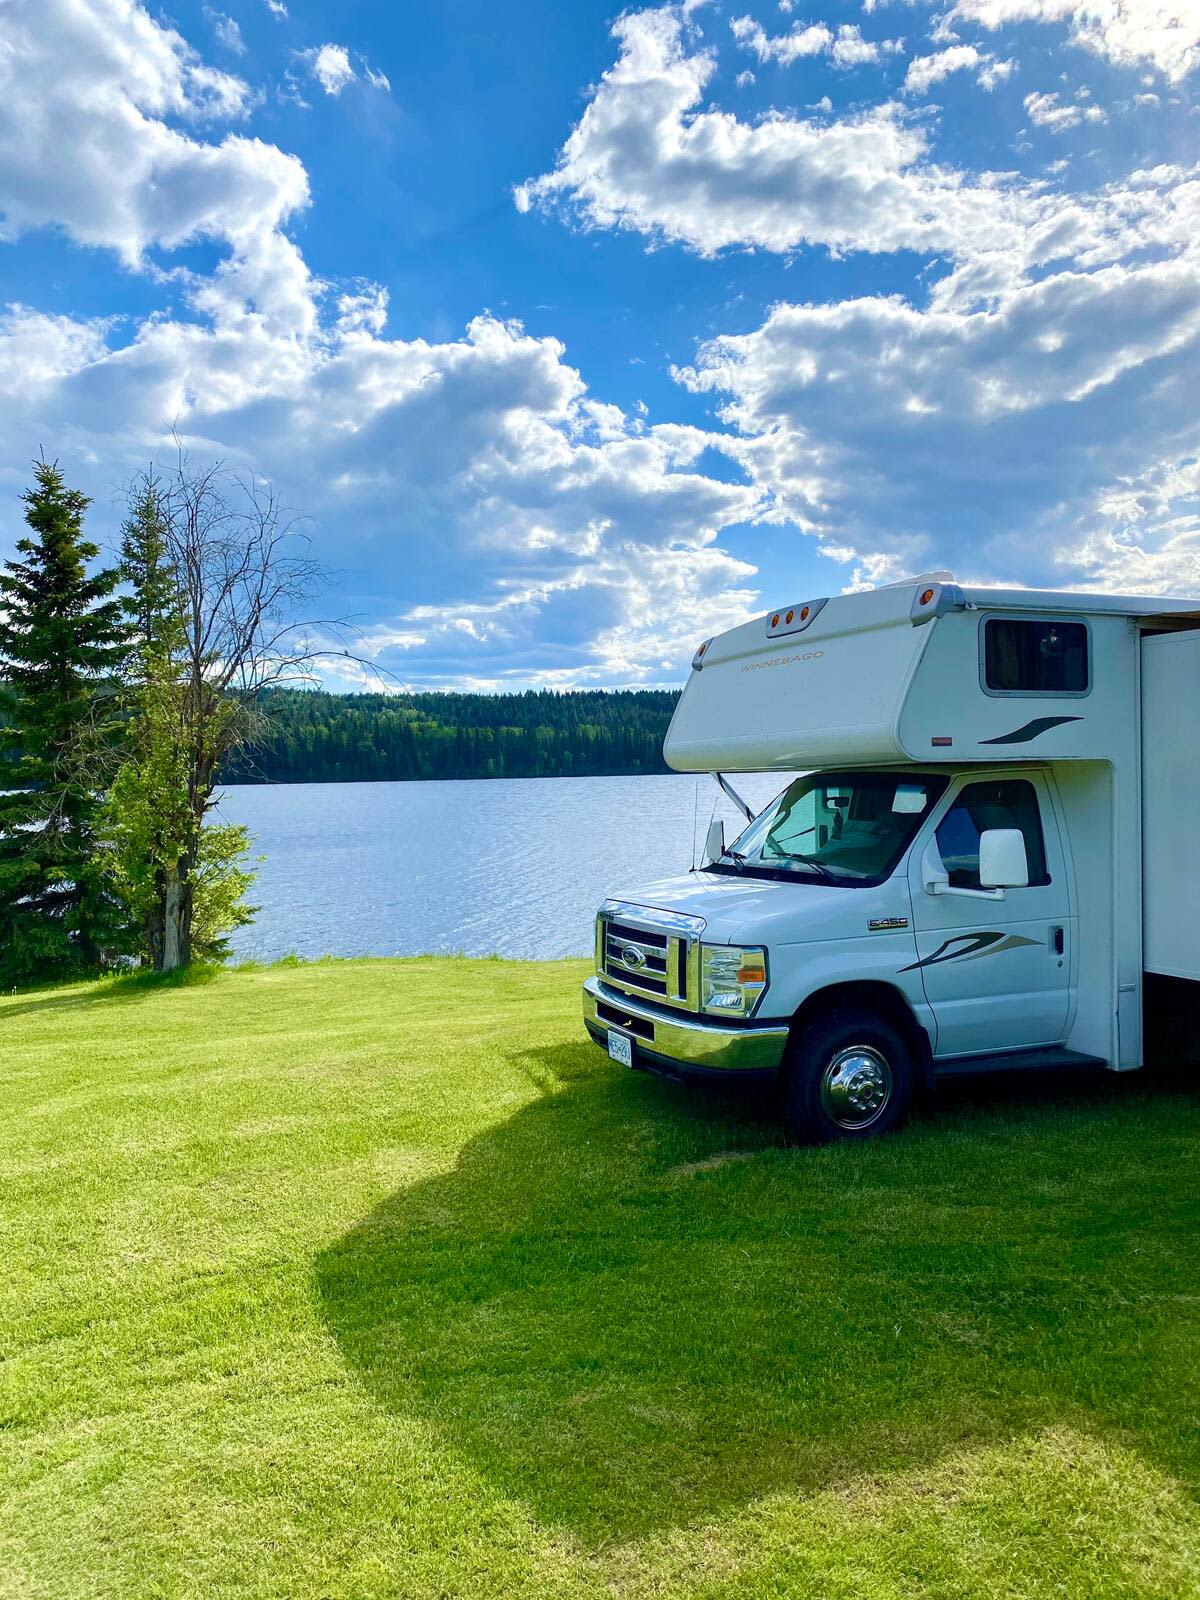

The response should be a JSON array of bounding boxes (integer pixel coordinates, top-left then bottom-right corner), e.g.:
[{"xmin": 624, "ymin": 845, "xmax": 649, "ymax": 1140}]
[{"xmin": 583, "ymin": 976, "xmax": 789, "ymax": 1081}]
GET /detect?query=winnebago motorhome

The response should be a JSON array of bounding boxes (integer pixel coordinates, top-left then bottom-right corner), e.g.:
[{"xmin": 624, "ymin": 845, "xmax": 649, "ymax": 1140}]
[{"xmin": 583, "ymin": 578, "xmax": 1200, "ymax": 1141}]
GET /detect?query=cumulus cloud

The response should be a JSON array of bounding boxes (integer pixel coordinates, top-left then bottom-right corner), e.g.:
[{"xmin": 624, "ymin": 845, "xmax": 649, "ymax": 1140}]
[
  {"xmin": 0, "ymin": 295, "xmax": 760, "ymax": 683},
  {"xmin": 950, "ymin": 0, "xmax": 1200, "ymax": 82},
  {"xmin": 0, "ymin": 0, "xmax": 310, "ymax": 346},
  {"xmin": 677, "ymin": 252, "xmax": 1200, "ymax": 591},
  {"xmin": 4, "ymin": 0, "xmax": 1199, "ymax": 695},
  {"xmin": 517, "ymin": 8, "xmax": 1014, "ymax": 265},
  {"xmin": 904, "ymin": 43, "xmax": 993, "ymax": 92},
  {"xmin": 0, "ymin": 0, "xmax": 762, "ymax": 688},
  {"xmin": 976, "ymin": 56, "xmax": 1016, "ymax": 87},
  {"xmin": 731, "ymin": 15, "xmax": 904, "ymax": 67},
  {"xmin": 297, "ymin": 42, "xmax": 391, "ymax": 99},
  {"xmin": 1024, "ymin": 88, "xmax": 1106, "ymax": 129},
  {"xmin": 1024, "ymin": 88, "xmax": 1084, "ymax": 128},
  {"xmin": 301, "ymin": 43, "xmax": 356, "ymax": 96},
  {"xmin": 515, "ymin": 3, "xmax": 1200, "ymax": 598},
  {"xmin": 516, "ymin": 5, "xmax": 1193, "ymax": 309}
]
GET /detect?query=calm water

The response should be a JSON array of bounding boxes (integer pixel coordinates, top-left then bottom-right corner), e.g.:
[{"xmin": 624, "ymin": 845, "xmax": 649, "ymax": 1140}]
[{"xmin": 215, "ymin": 773, "xmax": 793, "ymax": 963}]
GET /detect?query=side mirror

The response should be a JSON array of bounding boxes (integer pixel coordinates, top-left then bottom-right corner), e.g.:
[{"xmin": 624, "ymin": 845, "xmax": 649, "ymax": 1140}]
[
  {"xmin": 979, "ymin": 828, "xmax": 1029, "ymax": 889},
  {"xmin": 704, "ymin": 819, "xmax": 725, "ymax": 865},
  {"xmin": 921, "ymin": 835, "xmax": 1009, "ymax": 903}
]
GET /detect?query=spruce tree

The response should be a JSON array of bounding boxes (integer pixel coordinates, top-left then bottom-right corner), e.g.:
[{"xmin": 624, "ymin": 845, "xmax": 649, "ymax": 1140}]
[
  {"xmin": 0, "ymin": 459, "xmax": 130, "ymax": 983},
  {"xmin": 121, "ymin": 475, "xmax": 184, "ymax": 679}
]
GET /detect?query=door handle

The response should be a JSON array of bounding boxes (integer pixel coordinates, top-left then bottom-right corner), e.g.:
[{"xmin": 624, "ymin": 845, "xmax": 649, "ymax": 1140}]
[{"xmin": 1051, "ymin": 926, "xmax": 1064, "ymax": 956}]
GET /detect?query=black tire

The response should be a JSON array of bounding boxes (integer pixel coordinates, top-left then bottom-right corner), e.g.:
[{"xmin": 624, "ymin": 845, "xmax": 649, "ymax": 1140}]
[{"xmin": 781, "ymin": 1007, "xmax": 914, "ymax": 1144}]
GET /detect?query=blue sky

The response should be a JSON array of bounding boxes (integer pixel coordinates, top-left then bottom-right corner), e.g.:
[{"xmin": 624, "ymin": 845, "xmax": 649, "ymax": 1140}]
[{"xmin": 0, "ymin": 0, "xmax": 1197, "ymax": 689}]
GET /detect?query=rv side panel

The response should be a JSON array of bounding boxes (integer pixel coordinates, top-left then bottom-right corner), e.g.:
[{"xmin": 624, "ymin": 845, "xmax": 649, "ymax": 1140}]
[{"xmin": 1142, "ymin": 629, "xmax": 1200, "ymax": 983}]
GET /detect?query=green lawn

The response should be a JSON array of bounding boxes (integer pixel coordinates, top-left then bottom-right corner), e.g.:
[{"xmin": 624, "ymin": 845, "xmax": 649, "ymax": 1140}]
[{"xmin": 1, "ymin": 958, "xmax": 1198, "ymax": 1599}]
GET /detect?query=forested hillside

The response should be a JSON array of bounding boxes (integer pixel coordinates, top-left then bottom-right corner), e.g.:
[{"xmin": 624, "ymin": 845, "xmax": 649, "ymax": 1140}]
[{"xmin": 221, "ymin": 687, "xmax": 681, "ymax": 784}]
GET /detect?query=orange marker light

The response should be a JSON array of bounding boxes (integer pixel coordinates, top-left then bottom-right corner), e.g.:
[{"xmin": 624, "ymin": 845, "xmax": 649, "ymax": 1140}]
[
  {"xmin": 737, "ymin": 963, "xmax": 766, "ymax": 984},
  {"xmin": 800, "ymin": 605, "xmax": 810, "ymax": 621},
  {"xmin": 920, "ymin": 588, "xmax": 935, "ymax": 606},
  {"xmin": 771, "ymin": 614, "xmax": 780, "ymax": 627},
  {"xmin": 785, "ymin": 609, "xmax": 794, "ymax": 624}
]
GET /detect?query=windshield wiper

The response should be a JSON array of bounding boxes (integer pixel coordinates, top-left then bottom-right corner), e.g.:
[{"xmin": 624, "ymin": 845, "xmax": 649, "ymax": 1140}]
[
  {"xmin": 769, "ymin": 851, "xmax": 836, "ymax": 881},
  {"xmin": 715, "ymin": 847, "xmax": 747, "ymax": 873}
]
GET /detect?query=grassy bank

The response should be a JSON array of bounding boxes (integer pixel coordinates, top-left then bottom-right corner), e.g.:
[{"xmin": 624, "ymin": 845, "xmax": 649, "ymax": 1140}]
[{"xmin": 1, "ymin": 958, "xmax": 1198, "ymax": 1598}]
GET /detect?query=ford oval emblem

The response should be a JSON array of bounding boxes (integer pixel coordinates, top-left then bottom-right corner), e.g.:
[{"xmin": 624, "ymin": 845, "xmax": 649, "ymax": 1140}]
[{"xmin": 621, "ymin": 944, "xmax": 646, "ymax": 971}]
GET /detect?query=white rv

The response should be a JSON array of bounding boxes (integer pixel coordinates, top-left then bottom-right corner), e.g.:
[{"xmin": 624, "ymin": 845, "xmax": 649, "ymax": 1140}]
[{"xmin": 583, "ymin": 578, "xmax": 1200, "ymax": 1141}]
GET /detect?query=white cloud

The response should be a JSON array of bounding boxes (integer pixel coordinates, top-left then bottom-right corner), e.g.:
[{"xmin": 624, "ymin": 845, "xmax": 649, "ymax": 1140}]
[
  {"xmin": 977, "ymin": 56, "xmax": 1016, "ymax": 87},
  {"xmin": 0, "ymin": 306, "xmax": 763, "ymax": 684},
  {"xmin": 0, "ymin": 0, "xmax": 306, "ymax": 346},
  {"xmin": 518, "ymin": 9, "xmax": 1014, "ymax": 265},
  {"xmin": 831, "ymin": 23, "xmax": 904, "ymax": 65},
  {"xmin": 301, "ymin": 43, "xmax": 356, "ymax": 96},
  {"xmin": 517, "ymin": 5, "xmax": 1194, "ymax": 308},
  {"xmin": 733, "ymin": 16, "xmax": 832, "ymax": 62},
  {"xmin": 297, "ymin": 43, "xmax": 391, "ymax": 98},
  {"xmin": 0, "ymin": 1, "xmax": 763, "ymax": 687},
  {"xmin": 0, "ymin": 287, "xmax": 765, "ymax": 683},
  {"xmin": 903, "ymin": 43, "xmax": 1014, "ymax": 93},
  {"xmin": 1024, "ymin": 88, "xmax": 1083, "ymax": 128},
  {"xmin": 204, "ymin": 8, "xmax": 245, "ymax": 55},
  {"xmin": 950, "ymin": 0, "xmax": 1200, "ymax": 82},
  {"xmin": 731, "ymin": 15, "xmax": 903, "ymax": 67},
  {"xmin": 3, "ymin": 0, "xmax": 1199, "ymax": 691},
  {"xmin": 676, "ymin": 252, "xmax": 1200, "ymax": 591},
  {"xmin": 904, "ymin": 43, "xmax": 986, "ymax": 92},
  {"xmin": 511, "ymin": 8, "xmax": 1200, "ymax": 602},
  {"xmin": 265, "ymin": 0, "xmax": 287, "ymax": 14}
]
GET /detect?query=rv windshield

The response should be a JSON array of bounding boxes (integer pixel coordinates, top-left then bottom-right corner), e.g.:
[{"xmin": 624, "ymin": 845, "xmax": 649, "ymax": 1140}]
[{"xmin": 710, "ymin": 770, "xmax": 948, "ymax": 887}]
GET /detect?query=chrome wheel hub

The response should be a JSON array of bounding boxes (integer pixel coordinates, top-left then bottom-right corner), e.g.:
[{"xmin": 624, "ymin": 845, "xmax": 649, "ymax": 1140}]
[{"xmin": 819, "ymin": 1045, "xmax": 893, "ymax": 1130}]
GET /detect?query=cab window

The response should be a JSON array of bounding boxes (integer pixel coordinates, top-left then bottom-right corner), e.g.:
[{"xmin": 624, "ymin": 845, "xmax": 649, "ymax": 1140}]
[{"xmin": 935, "ymin": 779, "xmax": 1050, "ymax": 889}]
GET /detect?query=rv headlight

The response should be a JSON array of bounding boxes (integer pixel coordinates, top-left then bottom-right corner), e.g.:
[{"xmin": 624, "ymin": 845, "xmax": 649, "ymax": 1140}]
[{"xmin": 700, "ymin": 944, "xmax": 768, "ymax": 1017}]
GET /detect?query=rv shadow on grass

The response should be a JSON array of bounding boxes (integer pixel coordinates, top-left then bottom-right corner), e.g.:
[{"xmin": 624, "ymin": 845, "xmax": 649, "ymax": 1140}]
[{"xmin": 315, "ymin": 1045, "xmax": 1200, "ymax": 1544}]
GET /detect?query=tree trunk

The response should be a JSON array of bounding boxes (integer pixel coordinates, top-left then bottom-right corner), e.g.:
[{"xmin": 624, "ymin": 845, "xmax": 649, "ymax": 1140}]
[
  {"xmin": 159, "ymin": 859, "xmax": 193, "ymax": 971},
  {"xmin": 146, "ymin": 904, "xmax": 164, "ymax": 971}
]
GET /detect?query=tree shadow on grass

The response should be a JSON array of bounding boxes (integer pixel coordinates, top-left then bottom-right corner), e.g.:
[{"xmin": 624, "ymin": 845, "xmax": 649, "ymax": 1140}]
[
  {"xmin": 0, "ymin": 962, "xmax": 222, "ymax": 1018},
  {"xmin": 315, "ymin": 1044, "xmax": 1200, "ymax": 1545}
]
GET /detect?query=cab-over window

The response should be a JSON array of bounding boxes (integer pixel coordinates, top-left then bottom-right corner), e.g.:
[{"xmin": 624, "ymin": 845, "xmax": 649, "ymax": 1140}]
[{"xmin": 984, "ymin": 618, "xmax": 1089, "ymax": 695}]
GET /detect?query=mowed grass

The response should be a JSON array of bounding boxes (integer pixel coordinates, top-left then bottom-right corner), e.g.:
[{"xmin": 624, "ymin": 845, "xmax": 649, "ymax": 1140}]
[{"xmin": 1, "ymin": 959, "xmax": 1199, "ymax": 1599}]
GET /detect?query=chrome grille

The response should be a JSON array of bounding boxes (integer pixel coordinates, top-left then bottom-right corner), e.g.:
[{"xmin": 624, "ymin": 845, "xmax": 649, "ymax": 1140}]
[{"xmin": 596, "ymin": 902, "xmax": 705, "ymax": 1013}]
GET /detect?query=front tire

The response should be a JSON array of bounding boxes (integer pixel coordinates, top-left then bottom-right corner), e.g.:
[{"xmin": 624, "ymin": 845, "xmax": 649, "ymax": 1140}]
[{"xmin": 781, "ymin": 1008, "xmax": 914, "ymax": 1144}]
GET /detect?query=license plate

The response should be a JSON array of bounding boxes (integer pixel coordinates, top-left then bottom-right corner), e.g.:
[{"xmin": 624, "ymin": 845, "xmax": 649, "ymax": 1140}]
[{"xmin": 607, "ymin": 1029, "xmax": 633, "ymax": 1068}]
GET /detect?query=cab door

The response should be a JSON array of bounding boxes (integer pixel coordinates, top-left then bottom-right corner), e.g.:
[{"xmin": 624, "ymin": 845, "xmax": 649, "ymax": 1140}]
[{"xmin": 907, "ymin": 773, "xmax": 1073, "ymax": 1058}]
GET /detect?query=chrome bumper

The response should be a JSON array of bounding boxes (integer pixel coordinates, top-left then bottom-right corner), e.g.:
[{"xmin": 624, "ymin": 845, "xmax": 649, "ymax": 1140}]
[{"xmin": 583, "ymin": 976, "xmax": 789, "ymax": 1077}]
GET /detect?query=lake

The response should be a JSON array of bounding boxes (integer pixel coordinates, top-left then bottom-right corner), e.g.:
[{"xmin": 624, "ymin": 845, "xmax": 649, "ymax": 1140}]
[{"xmin": 216, "ymin": 773, "xmax": 793, "ymax": 963}]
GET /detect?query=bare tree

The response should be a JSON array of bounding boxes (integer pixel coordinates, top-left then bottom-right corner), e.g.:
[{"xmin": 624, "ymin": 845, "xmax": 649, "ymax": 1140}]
[{"xmin": 142, "ymin": 450, "xmax": 352, "ymax": 968}]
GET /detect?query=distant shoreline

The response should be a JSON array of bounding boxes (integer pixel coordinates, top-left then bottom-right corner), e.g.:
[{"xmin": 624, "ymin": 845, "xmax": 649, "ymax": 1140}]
[{"xmin": 217, "ymin": 767, "xmax": 689, "ymax": 788}]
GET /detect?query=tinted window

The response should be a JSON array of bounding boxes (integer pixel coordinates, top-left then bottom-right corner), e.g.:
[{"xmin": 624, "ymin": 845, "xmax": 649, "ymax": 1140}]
[
  {"xmin": 935, "ymin": 779, "xmax": 1050, "ymax": 889},
  {"xmin": 985, "ymin": 618, "xmax": 1089, "ymax": 694}
]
